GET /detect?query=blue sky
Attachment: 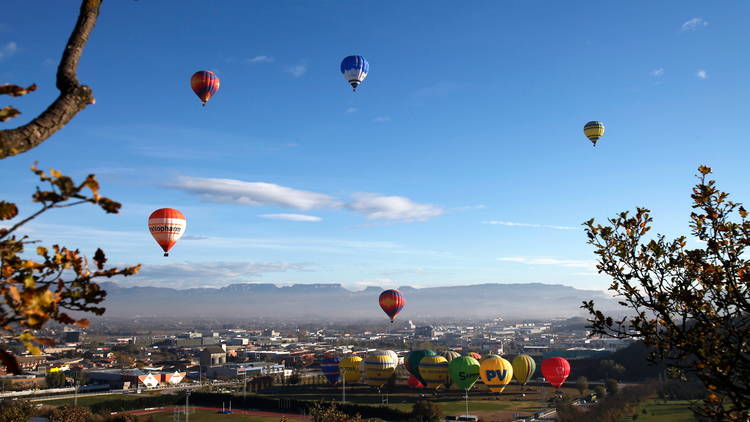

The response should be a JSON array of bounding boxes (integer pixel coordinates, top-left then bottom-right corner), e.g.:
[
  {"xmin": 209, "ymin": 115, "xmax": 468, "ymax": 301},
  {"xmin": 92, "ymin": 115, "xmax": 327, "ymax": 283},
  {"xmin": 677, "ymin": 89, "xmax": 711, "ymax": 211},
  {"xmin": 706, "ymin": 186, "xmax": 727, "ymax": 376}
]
[{"xmin": 2, "ymin": 1, "xmax": 749, "ymax": 291}]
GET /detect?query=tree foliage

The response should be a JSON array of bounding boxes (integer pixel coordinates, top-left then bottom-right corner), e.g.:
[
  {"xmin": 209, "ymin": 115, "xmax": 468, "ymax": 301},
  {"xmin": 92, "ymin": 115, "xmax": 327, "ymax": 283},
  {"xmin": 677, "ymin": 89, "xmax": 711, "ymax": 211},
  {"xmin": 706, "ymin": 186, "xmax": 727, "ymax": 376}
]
[
  {"xmin": 582, "ymin": 166, "xmax": 750, "ymax": 420},
  {"xmin": 0, "ymin": 400, "xmax": 34, "ymax": 422},
  {"xmin": 410, "ymin": 400, "xmax": 443, "ymax": 422},
  {"xmin": 49, "ymin": 405, "xmax": 92, "ymax": 422},
  {"xmin": 309, "ymin": 401, "xmax": 360, "ymax": 422},
  {"xmin": 0, "ymin": 0, "xmax": 100, "ymax": 158},
  {"xmin": 576, "ymin": 376, "xmax": 589, "ymax": 395},
  {"xmin": 0, "ymin": 165, "xmax": 140, "ymax": 373}
]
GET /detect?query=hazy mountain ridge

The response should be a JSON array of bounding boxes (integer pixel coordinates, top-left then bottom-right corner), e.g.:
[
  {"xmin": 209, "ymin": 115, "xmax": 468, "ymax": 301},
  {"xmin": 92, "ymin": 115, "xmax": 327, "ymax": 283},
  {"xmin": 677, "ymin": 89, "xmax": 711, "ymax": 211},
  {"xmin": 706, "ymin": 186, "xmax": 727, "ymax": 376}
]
[{"xmin": 98, "ymin": 282, "xmax": 616, "ymax": 321}]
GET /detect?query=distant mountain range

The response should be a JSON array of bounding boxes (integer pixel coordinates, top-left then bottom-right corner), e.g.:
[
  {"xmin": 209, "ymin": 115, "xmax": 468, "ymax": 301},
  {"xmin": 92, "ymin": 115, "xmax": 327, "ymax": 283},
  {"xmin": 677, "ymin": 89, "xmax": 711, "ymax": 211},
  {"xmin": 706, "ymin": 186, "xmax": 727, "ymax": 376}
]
[{"xmin": 97, "ymin": 282, "xmax": 618, "ymax": 321}]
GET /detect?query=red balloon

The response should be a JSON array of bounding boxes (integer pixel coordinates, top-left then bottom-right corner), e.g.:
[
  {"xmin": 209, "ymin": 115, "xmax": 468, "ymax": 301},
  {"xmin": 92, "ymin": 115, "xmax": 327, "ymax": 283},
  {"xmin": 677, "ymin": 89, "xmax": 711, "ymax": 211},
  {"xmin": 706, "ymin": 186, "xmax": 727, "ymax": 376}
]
[
  {"xmin": 379, "ymin": 289, "xmax": 405, "ymax": 323},
  {"xmin": 541, "ymin": 357, "xmax": 571, "ymax": 389},
  {"xmin": 407, "ymin": 374, "xmax": 424, "ymax": 389},
  {"xmin": 190, "ymin": 70, "xmax": 220, "ymax": 105}
]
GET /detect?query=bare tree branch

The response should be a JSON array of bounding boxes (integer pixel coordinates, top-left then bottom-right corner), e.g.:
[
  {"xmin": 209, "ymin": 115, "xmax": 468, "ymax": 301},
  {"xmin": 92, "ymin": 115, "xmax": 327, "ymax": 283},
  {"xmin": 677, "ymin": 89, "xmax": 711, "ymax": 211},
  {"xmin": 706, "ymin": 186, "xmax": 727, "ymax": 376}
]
[{"xmin": 0, "ymin": 0, "xmax": 101, "ymax": 159}]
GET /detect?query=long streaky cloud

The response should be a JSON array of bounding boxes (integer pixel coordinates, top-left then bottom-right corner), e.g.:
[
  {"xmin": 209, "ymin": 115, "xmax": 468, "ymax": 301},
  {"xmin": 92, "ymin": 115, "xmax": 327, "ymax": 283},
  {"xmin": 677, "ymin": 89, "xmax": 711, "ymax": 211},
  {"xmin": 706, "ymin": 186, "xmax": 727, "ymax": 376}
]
[
  {"xmin": 483, "ymin": 220, "xmax": 577, "ymax": 230},
  {"xmin": 171, "ymin": 176, "xmax": 442, "ymax": 222},
  {"xmin": 173, "ymin": 176, "xmax": 340, "ymax": 211},
  {"xmin": 260, "ymin": 213, "xmax": 322, "ymax": 222},
  {"xmin": 496, "ymin": 257, "xmax": 595, "ymax": 269}
]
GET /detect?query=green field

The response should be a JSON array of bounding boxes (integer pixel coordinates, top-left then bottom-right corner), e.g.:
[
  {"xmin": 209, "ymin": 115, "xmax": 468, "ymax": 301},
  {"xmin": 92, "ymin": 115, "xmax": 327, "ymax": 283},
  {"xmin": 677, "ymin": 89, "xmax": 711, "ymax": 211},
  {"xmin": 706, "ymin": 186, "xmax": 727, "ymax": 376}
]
[
  {"xmin": 37, "ymin": 392, "xmax": 157, "ymax": 407},
  {"xmin": 263, "ymin": 383, "xmax": 574, "ymax": 417},
  {"xmin": 141, "ymin": 410, "xmax": 294, "ymax": 422},
  {"xmin": 623, "ymin": 400, "xmax": 697, "ymax": 422}
]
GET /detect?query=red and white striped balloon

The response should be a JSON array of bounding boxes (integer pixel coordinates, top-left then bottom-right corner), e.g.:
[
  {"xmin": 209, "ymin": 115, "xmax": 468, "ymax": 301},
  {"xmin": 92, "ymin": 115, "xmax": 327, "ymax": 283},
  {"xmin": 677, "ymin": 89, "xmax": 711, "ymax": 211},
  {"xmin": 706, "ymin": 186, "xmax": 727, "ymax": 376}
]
[{"xmin": 148, "ymin": 208, "xmax": 186, "ymax": 257}]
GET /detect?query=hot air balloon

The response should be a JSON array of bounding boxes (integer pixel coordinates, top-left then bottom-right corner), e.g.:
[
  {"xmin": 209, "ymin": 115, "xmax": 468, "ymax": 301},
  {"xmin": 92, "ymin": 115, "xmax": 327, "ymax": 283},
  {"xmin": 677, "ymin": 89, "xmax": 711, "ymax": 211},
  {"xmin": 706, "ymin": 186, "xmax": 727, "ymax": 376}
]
[
  {"xmin": 406, "ymin": 350, "xmax": 436, "ymax": 384},
  {"xmin": 148, "ymin": 208, "xmax": 186, "ymax": 257},
  {"xmin": 480, "ymin": 357, "xmax": 513, "ymax": 394},
  {"xmin": 340, "ymin": 55, "xmax": 369, "ymax": 91},
  {"xmin": 466, "ymin": 352, "xmax": 482, "ymax": 361},
  {"xmin": 339, "ymin": 356, "xmax": 362, "ymax": 383},
  {"xmin": 512, "ymin": 354, "xmax": 536, "ymax": 386},
  {"xmin": 583, "ymin": 121, "xmax": 605, "ymax": 146},
  {"xmin": 321, "ymin": 356, "xmax": 342, "ymax": 385},
  {"xmin": 484, "ymin": 354, "xmax": 501, "ymax": 360},
  {"xmin": 363, "ymin": 350, "xmax": 397, "ymax": 388},
  {"xmin": 449, "ymin": 356, "xmax": 480, "ymax": 391},
  {"xmin": 541, "ymin": 357, "xmax": 570, "ymax": 389},
  {"xmin": 379, "ymin": 289, "xmax": 405, "ymax": 323},
  {"xmin": 407, "ymin": 375, "xmax": 424, "ymax": 389},
  {"xmin": 441, "ymin": 351, "xmax": 461, "ymax": 363},
  {"xmin": 191, "ymin": 70, "xmax": 220, "ymax": 106},
  {"xmin": 419, "ymin": 356, "xmax": 450, "ymax": 389}
]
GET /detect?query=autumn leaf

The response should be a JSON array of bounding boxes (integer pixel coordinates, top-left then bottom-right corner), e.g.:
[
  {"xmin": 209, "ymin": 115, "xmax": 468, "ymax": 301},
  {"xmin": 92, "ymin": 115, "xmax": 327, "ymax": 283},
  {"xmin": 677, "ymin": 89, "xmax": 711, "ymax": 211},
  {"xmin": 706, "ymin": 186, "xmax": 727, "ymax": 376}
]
[
  {"xmin": 0, "ymin": 105, "xmax": 21, "ymax": 122},
  {"xmin": 0, "ymin": 201, "xmax": 18, "ymax": 220},
  {"xmin": 0, "ymin": 83, "xmax": 37, "ymax": 97}
]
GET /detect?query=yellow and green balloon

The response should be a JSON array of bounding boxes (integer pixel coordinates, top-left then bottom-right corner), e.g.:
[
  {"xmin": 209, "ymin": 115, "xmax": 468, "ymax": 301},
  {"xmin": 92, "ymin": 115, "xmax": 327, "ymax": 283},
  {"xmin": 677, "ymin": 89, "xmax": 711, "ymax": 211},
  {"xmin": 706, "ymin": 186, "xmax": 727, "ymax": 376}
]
[
  {"xmin": 449, "ymin": 356, "xmax": 480, "ymax": 390},
  {"xmin": 511, "ymin": 354, "xmax": 536, "ymax": 386}
]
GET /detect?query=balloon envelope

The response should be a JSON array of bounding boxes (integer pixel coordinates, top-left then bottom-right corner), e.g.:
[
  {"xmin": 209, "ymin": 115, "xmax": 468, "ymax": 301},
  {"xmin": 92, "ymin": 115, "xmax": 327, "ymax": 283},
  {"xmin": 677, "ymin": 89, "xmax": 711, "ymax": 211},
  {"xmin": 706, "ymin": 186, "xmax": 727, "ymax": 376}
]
[
  {"xmin": 340, "ymin": 55, "xmax": 369, "ymax": 91},
  {"xmin": 379, "ymin": 289, "xmax": 405, "ymax": 322},
  {"xmin": 512, "ymin": 354, "xmax": 536, "ymax": 386},
  {"xmin": 583, "ymin": 121, "xmax": 605, "ymax": 146},
  {"xmin": 541, "ymin": 357, "xmax": 571, "ymax": 388},
  {"xmin": 190, "ymin": 71, "xmax": 220, "ymax": 105},
  {"xmin": 407, "ymin": 374, "xmax": 424, "ymax": 389},
  {"xmin": 406, "ymin": 350, "xmax": 436, "ymax": 384},
  {"xmin": 419, "ymin": 356, "xmax": 450, "ymax": 389},
  {"xmin": 364, "ymin": 350, "xmax": 396, "ymax": 387},
  {"xmin": 441, "ymin": 351, "xmax": 461, "ymax": 362},
  {"xmin": 339, "ymin": 356, "xmax": 362, "ymax": 383},
  {"xmin": 320, "ymin": 357, "xmax": 342, "ymax": 385},
  {"xmin": 480, "ymin": 357, "xmax": 513, "ymax": 393},
  {"xmin": 466, "ymin": 352, "xmax": 482, "ymax": 360},
  {"xmin": 148, "ymin": 208, "xmax": 186, "ymax": 256},
  {"xmin": 449, "ymin": 356, "xmax": 480, "ymax": 390}
]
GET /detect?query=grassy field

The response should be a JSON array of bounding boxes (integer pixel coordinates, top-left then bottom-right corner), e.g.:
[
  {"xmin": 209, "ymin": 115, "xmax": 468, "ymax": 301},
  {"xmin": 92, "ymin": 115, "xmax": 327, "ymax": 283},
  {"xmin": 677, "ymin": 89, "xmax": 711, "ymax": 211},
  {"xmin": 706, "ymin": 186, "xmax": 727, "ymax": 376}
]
[
  {"xmin": 37, "ymin": 392, "xmax": 157, "ymax": 407},
  {"xmin": 622, "ymin": 400, "xmax": 697, "ymax": 422},
  {"xmin": 262, "ymin": 383, "xmax": 576, "ymax": 417},
  {"xmin": 138, "ymin": 410, "xmax": 294, "ymax": 422}
]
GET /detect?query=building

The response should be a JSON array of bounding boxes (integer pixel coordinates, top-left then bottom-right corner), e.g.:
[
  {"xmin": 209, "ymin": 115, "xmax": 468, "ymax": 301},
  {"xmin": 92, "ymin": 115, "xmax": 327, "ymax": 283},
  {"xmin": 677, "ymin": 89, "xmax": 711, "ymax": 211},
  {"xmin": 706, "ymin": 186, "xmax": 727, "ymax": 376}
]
[
  {"xmin": 199, "ymin": 346, "xmax": 227, "ymax": 367},
  {"xmin": 205, "ymin": 362, "xmax": 286, "ymax": 380},
  {"xmin": 86, "ymin": 369, "xmax": 185, "ymax": 389}
]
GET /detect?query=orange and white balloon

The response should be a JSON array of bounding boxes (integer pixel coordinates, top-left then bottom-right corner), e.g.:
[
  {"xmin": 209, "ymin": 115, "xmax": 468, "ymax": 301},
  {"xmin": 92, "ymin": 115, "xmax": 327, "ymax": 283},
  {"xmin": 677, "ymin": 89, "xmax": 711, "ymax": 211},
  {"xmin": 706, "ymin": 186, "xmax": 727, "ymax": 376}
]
[{"xmin": 148, "ymin": 208, "xmax": 186, "ymax": 257}]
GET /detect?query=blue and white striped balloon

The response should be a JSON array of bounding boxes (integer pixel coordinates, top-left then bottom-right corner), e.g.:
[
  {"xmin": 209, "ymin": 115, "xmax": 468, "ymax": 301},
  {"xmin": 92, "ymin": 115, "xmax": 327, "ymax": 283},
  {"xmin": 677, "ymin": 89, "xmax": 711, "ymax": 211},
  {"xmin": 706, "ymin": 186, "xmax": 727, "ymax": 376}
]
[{"xmin": 340, "ymin": 55, "xmax": 369, "ymax": 91}]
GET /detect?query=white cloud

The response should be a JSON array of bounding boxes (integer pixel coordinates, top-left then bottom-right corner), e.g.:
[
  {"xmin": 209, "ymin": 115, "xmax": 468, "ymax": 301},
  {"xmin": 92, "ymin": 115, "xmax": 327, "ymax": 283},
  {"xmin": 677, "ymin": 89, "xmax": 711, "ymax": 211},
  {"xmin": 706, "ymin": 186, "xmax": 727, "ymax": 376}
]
[
  {"xmin": 372, "ymin": 116, "xmax": 391, "ymax": 123},
  {"xmin": 345, "ymin": 107, "xmax": 358, "ymax": 113},
  {"xmin": 650, "ymin": 68, "xmax": 664, "ymax": 77},
  {"xmin": 171, "ymin": 177, "xmax": 443, "ymax": 222},
  {"xmin": 285, "ymin": 63, "xmax": 307, "ymax": 77},
  {"xmin": 172, "ymin": 176, "xmax": 340, "ymax": 210},
  {"xmin": 497, "ymin": 257, "xmax": 595, "ymax": 269},
  {"xmin": 130, "ymin": 261, "xmax": 314, "ymax": 288},
  {"xmin": 246, "ymin": 55, "xmax": 273, "ymax": 64},
  {"xmin": 0, "ymin": 41, "xmax": 17, "ymax": 61},
  {"xmin": 348, "ymin": 193, "xmax": 443, "ymax": 221},
  {"xmin": 681, "ymin": 17, "xmax": 708, "ymax": 32},
  {"xmin": 696, "ymin": 69, "xmax": 708, "ymax": 80},
  {"xmin": 483, "ymin": 221, "xmax": 577, "ymax": 230},
  {"xmin": 260, "ymin": 213, "xmax": 322, "ymax": 222}
]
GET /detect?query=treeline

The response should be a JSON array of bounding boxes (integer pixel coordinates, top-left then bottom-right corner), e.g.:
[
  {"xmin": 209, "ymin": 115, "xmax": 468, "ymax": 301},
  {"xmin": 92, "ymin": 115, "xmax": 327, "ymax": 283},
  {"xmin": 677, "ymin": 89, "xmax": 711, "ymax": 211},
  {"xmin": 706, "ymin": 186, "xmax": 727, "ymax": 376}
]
[{"xmin": 556, "ymin": 382, "xmax": 657, "ymax": 422}]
